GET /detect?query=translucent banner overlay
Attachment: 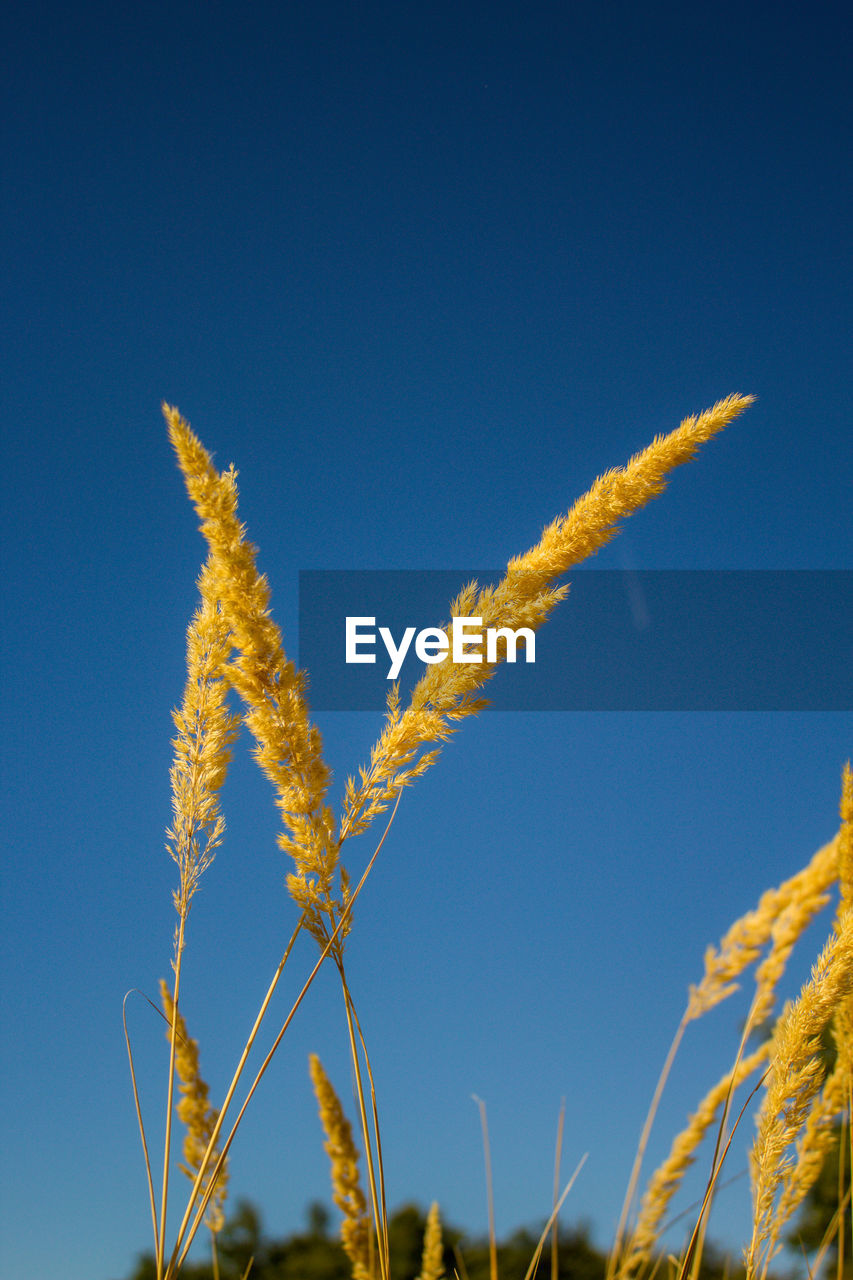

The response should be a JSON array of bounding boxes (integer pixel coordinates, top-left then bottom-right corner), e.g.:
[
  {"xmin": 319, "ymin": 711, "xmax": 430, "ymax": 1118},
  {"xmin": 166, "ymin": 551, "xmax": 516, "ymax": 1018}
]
[{"xmin": 298, "ymin": 570, "xmax": 852, "ymax": 711}]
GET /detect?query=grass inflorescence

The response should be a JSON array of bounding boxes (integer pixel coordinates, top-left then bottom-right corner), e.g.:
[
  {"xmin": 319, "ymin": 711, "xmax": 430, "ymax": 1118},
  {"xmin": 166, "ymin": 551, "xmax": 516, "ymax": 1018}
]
[{"xmin": 126, "ymin": 394, "xmax": 851, "ymax": 1280}]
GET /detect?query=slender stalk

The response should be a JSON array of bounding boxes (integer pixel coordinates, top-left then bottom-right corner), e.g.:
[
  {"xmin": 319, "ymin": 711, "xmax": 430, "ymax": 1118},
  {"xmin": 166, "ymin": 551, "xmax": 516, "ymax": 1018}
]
[
  {"xmin": 170, "ymin": 798, "xmax": 399, "ymax": 1275},
  {"xmin": 522, "ymin": 1155, "xmax": 588, "ymax": 1280},
  {"xmin": 341, "ymin": 977, "xmax": 390, "ymax": 1272},
  {"xmin": 337, "ymin": 969, "xmax": 390, "ymax": 1280},
  {"xmin": 158, "ymin": 913, "xmax": 186, "ymax": 1280},
  {"xmin": 171, "ymin": 922, "xmax": 338, "ymax": 1274},
  {"xmin": 473, "ymin": 1096, "xmax": 498, "ymax": 1280},
  {"xmin": 123, "ymin": 990, "xmax": 160, "ymax": 1255},
  {"xmin": 552, "ymin": 1099, "xmax": 566, "ymax": 1280},
  {"xmin": 692, "ymin": 986, "xmax": 768, "ymax": 1267},
  {"xmin": 609, "ymin": 1013, "xmax": 689, "ymax": 1279},
  {"xmin": 340, "ymin": 982, "xmax": 388, "ymax": 1280},
  {"xmin": 675, "ymin": 1073, "xmax": 767, "ymax": 1280},
  {"xmin": 165, "ymin": 915, "xmax": 303, "ymax": 1274},
  {"xmin": 454, "ymin": 1244, "xmax": 472, "ymax": 1280}
]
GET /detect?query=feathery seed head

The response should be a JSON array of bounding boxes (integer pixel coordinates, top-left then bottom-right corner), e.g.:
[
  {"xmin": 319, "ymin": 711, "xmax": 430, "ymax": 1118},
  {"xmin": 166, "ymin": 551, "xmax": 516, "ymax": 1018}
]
[
  {"xmin": 165, "ymin": 405, "xmax": 342, "ymax": 946},
  {"xmin": 159, "ymin": 979, "xmax": 228, "ymax": 1235},
  {"xmin": 838, "ymin": 761, "xmax": 852, "ymax": 916},
  {"xmin": 418, "ymin": 1202, "xmax": 445, "ymax": 1280},
  {"xmin": 309, "ymin": 1053, "xmax": 371, "ymax": 1280},
  {"xmin": 625, "ymin": 1045, "xmax": 769, "ymax": 1275},
  {"xmin": 687, "ymin": 833, "xmax": 840, "ymax": 1022},
  {"xmin": 746, "ymin": 907, "xmax": 853, "ymax": 1278},
  {"xmin": 343, "ymin": 396, "xmax": 753, "ymax": 846},
  {"xmin": 167, "ymin": 556, "xmax": 240, "ymax": 927}
]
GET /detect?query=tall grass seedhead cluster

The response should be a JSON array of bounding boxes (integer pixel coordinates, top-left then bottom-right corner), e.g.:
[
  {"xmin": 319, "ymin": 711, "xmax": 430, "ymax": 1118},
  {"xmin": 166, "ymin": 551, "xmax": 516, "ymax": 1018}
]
[{"xmin": 126, "ymin": 393, "xmax": 850, "ymax": 1280}]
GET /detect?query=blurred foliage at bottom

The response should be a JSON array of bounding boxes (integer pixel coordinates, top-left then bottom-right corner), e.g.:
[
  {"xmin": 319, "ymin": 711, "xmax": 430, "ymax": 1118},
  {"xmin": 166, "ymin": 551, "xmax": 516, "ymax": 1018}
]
[{"xmin": 115, "ymin": 1198, "xmax": 802, "ymax": 1280}]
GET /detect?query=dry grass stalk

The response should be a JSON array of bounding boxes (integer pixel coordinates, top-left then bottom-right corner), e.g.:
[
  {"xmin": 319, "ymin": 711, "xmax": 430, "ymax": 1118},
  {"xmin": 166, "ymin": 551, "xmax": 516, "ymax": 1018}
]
[
  {"xmin": 621, "ymin": 1046, "xmax": 769, "ymax": 1278},
  {"xmin": 552, "ymin": 1099, "xmax": 566, "ymax": 1280},
  {"xmin": 523, "ymin": 1155, "xmax": 590, "ymax": 1280},
  {"xmin": 612, "ymin": 831, "xmax": 841, "ymax": 1280},
  {"xmin": 473, "ymin": 1095, "xmax": 498, "ymax": 1280},
  {"xmin": 167, "ymin": 794, "xmax": 399, "ymax": 1280},
  {"xmin": 309, "ymin": 1054, "xmax": 372, "ymax": 1280},
  {"xmin": 169, "ymin": 821, "xmax": 392, "ymax": 1276},
  {"xmin": 335, "ymin": 972, "xmax": 390, "ymax": 1280}
]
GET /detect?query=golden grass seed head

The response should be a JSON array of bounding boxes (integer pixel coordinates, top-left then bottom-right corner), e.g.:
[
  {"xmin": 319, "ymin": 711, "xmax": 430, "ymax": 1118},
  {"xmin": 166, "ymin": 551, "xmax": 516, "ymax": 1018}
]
[
  {"xmin": 746, "ymin": 907, "xmax": 853, "ymax": 1278},
  {"xmin": 167, "ymin": 557, "xmax": 240, "ymax": 923},
  {"xmin": 309, "ymin": 1054, "xmax": 371, "ymax": 1280},
  {"xmin": 342, "ymin": 396, "xmax": 753, "ymax": 848},
  {"xmin": 166, "ymin": 406, "xmax": 343, "ymax": 942},
  {"xmin": 159, "ymin": 979, "xmax": 229, "ymax": 1235},
  {"xmin": 418, "ymin": 1202, "xmax": 445, "ymax": 1280},
  {"xmin": 838, "ymin": 761, "xmax": 852, "ymax": 916}
]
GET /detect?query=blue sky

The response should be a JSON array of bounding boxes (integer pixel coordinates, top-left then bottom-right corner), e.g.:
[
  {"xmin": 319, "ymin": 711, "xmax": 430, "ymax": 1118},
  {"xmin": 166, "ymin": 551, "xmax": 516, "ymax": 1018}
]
[{"xmin": 1, "ymin": 2, "xmax": 851, "ymax": 1278}]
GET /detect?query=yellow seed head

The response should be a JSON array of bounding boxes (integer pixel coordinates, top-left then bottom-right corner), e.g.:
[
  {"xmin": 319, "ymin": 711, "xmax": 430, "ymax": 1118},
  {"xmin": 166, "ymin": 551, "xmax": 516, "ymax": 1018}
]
[
  {"xmin": 309, "ymin": 1053, "xmax": 371, "ymax": 1280},
  {"xmin": 342, "ymin": 395, "xmax": 754, "ymax": 846},
  {"xmin": 418, "ymin": 1202, "xmax": 445, "ymax": 1280},
  {"xmin": 164, "ymin": 405, "xmax": 340, "ymax": 946},
  {"xmin": 167, "ymin": 557, "xmax": 240, "ymax": 928},
  {"xmin": 159, "ymin": 979, "xmax": 228, "ymax": 1234},
  {"xmin": 746, "ymin": 907, "xmax": 853, "ymax": 1278}
]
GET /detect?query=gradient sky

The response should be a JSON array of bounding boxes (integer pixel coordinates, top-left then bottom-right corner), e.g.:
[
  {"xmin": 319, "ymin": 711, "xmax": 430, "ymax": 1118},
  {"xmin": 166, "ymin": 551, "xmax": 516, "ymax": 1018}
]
[{"xmin": 2, "ymin": 3, "xmax": 851, "ymax": 1279}]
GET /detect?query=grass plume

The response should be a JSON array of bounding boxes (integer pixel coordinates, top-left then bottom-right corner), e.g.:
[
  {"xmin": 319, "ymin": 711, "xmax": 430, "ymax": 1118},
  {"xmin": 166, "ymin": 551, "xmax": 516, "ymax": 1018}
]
[
  {"xmin": 164, "ymin": 404, "xmax": 340, "ymax": 949},
  {"xmin": 160, "ymin": 980, "xmax": 229, "ymax": 1237},
  {"xmin": 309, "ymin": 1053, "xmax": 372, "ymax": 1280},
  {"xmin": 341, "ymin": 394, "xmax": 755, "ymax": 846},
  {"xmin": 158, "ymin": 553, "xmax": 239, "ymax": 1278},
  {"xmin": 127, "ymin": 394, "xmax": 853, "ymax": 1280},
  {"xmin": 746, "ymin": 907, "xmax": 853, "ymax": 1279},
  {"xmin": 418, "ymin": 1202, "xmax": 445, "ymax": 1280}
]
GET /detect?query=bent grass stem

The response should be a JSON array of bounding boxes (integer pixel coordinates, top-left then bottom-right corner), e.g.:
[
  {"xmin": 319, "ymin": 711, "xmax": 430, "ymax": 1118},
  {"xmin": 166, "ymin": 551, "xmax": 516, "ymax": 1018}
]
[{"xmin": 123, "ymin": 989, "xmax": 160, "ymax": 1257}]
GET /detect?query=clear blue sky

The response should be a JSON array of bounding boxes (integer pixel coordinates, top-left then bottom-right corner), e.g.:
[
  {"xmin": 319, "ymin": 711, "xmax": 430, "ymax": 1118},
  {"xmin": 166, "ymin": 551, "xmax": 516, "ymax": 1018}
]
[{"xmin": 1, "ymin": 2, "xmax": 850, "ymax": 1279}]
